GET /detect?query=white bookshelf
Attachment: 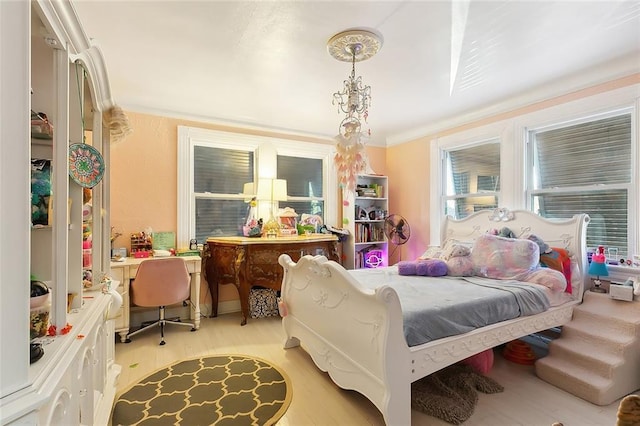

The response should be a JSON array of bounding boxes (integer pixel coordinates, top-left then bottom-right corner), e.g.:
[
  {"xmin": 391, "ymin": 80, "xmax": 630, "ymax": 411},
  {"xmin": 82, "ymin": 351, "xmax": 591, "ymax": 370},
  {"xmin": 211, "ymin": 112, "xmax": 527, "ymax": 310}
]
[{"xmin": 342, "ymin": 174, "xmax": 388, "ymax": 269}]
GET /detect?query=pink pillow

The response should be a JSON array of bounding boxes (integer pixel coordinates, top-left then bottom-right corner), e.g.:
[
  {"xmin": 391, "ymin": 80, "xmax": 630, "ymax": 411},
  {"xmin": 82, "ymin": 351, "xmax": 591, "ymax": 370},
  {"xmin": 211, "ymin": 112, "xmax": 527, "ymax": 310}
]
[{"xmin": 471, "ymin": 234, "xmax": 539, "ymax": 279}]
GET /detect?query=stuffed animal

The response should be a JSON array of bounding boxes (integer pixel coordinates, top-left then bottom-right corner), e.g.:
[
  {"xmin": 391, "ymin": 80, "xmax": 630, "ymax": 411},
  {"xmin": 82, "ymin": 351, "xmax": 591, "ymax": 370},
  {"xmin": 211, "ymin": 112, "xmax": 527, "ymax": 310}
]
[
  {"xmin": 498, "ymin": 227, "xmax": 516, "ymax": 239},
  {"xmin": 526, "ymin": 233, "xmax": 552, "ymax": 254},
  {"xmin": 444, "ymin": 244, "xmax": 474, "ymax": 277},
  {"xmin": 441, "ymin": 243, "xmax": 470, "ymax": 261},
  {"xmin": 617, "ymin": 394, "xmax": 640, "ymax": 426}
]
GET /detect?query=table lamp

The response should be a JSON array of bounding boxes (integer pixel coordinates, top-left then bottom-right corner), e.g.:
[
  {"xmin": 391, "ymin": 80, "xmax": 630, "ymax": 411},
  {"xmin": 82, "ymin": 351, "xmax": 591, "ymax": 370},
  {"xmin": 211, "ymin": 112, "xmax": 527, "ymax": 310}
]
[
  {"xmin": 588, "ymin": 248, "xmax": 609, "ymax": 293},
  {"xmin": 257, "ymin": 178, "xmax": 287, "ymax": 238}
]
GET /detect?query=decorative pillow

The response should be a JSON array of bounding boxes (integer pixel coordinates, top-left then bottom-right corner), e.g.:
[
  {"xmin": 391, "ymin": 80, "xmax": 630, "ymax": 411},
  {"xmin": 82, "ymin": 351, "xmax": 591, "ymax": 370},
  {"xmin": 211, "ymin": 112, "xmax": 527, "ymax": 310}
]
[
  {"xmin": 441, "ymin": 243, "xmax": 471, "ymax": 261},
  {"xmin": 398, "ymin": 260, "xmax": 418, "ymax": 275},
  {"xmin": 418, "ymin": 246, "xmax": 443, "ymax": 260},
  {"xmin": 518, "ymin": 268, "xmax": 567, "ymax": 292},
  {"xmin": 471, "ymin": 234, "xmax": 539, "ymax": 279},
  {"xmin": 398, "ymin": 259, "xmax": 448, "ymax": 276},
  {"xmin": 416, "ymin": 259, "xmax": 448, "ymax": 276},
  {"xmin": 419, "ymin": 239, "xmax": 472, "ymax": 261},
  {"xmin": 446, "ymin": 256, "xmax": 474, "ymax": 277},
  {"xmin": 540, "ymin": 247, "xmax": 572, "ymax": 294}
]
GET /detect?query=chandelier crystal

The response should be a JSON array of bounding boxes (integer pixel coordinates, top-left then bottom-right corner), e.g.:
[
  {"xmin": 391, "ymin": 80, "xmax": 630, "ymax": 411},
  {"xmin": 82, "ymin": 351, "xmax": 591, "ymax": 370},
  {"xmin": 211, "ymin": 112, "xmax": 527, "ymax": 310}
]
[
  {"xmin": 327, "ymin": 29, "xmax": 383, "ymax": 137},
  {"xmin": 328, "ymin": 29, "xmax": 383, "ymax": 194}
]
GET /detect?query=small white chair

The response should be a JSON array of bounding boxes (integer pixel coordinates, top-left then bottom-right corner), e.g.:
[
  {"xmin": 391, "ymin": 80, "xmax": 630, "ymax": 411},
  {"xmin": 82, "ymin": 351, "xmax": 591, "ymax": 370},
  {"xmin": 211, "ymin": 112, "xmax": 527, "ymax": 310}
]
[{"xmin": 126, "ymin": 257, "xmax": 195, "ymax": 345}]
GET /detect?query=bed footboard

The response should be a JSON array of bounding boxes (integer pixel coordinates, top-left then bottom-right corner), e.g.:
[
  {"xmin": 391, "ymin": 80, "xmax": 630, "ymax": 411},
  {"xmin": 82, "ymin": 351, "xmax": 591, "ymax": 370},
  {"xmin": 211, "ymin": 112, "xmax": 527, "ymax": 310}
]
[{"xmin": 279, "ymin": 254, "xmax": 412, "ymax": 425}]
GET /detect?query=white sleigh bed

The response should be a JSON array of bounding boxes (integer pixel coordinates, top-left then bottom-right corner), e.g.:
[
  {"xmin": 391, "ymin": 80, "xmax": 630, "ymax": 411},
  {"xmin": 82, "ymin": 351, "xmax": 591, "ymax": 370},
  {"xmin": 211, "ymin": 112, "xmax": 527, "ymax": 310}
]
[{"xmin": 278, "ymin": 208, "xmax": 590, "ymax": 425}]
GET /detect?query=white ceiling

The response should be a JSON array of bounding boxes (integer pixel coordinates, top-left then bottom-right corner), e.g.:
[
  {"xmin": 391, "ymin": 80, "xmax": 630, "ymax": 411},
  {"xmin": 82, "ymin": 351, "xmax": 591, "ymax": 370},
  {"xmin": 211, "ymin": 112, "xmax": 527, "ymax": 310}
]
[{"xmin": 71, "ymin": 1, "xmax": 640, "ymax": 146}]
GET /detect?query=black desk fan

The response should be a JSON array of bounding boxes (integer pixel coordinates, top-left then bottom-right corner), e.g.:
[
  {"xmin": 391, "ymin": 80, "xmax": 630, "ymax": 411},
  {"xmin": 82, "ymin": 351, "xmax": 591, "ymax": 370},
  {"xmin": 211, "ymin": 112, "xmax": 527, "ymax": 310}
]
[{"xmin": 384, "ymin": 214, "xmax": 411, "ymax": 258}]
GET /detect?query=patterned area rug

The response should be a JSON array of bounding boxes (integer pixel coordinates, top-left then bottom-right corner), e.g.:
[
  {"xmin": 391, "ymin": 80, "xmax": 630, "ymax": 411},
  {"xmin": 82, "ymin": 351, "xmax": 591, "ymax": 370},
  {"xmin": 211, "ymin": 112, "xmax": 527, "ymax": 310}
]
[
  {"xmin": 112, "ymin": 355, "xmax": 292, "ymax": 426},
  {"xmin": 411, "ymin": 364, "xmax": 504, "ymax": 425}
]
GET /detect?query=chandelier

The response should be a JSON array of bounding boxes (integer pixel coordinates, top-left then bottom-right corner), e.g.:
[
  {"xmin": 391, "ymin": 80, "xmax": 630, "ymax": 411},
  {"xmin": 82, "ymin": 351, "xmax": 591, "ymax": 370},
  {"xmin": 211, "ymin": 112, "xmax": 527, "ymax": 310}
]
[
  {"xmin": 327, "ymin": 29, "xmax": 383, "ymax": 137},
  {"xmin": 327, "ymin": 29, "xmax": 383, "ymax": 193}
]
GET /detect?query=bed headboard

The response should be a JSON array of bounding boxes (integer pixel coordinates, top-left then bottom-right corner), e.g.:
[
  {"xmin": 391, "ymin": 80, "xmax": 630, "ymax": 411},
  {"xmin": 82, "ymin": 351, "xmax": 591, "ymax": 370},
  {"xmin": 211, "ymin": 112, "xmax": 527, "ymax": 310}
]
[{"xmin": 441, "ymin": 208, "xmax": 590, "ymax": 298}]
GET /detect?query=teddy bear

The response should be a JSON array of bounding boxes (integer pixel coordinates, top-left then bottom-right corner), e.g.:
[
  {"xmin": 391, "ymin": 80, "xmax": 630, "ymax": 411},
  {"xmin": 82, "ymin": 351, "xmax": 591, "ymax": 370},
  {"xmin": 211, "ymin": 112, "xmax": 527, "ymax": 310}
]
[{"xmin": 442, "ymin": 243, "xmax": 474, "ymax": 277}]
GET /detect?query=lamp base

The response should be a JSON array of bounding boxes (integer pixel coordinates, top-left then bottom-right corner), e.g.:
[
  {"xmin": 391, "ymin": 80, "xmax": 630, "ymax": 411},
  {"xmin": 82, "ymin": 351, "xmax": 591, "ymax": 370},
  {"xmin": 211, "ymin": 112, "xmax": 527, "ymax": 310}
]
[{"xmin": 591, "ymin": 278, "xmax": 609, "ymax": 293}]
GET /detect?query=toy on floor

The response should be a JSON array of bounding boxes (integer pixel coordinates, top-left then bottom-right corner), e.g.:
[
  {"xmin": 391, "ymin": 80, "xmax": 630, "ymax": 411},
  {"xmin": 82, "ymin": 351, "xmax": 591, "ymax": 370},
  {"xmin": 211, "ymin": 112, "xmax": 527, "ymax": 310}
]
[{"xmin": 617, "ymin": 394, "xmax": 640, "ymax": 426}]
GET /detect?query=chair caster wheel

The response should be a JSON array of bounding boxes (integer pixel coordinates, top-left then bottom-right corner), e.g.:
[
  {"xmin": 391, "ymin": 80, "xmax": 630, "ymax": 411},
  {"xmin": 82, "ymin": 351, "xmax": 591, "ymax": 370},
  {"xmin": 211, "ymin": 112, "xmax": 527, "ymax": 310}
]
[
  {"xmin": 125, "ymin": 338, "xmax": 132, "ymax": 344},
  {"xmin": 159, "ymin": 341, "xmax": 166, "ymax": 346},
  {"xmin": 190, "ymin": 328, "xmax": 196, "ymax": 332}
]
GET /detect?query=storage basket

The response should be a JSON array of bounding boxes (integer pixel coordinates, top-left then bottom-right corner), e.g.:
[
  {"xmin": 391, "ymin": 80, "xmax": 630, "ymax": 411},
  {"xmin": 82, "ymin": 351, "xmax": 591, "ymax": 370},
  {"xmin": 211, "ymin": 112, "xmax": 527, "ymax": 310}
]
[{"xmin": 249, "ymin": 288, "xmax": 279, "ymax": 318}]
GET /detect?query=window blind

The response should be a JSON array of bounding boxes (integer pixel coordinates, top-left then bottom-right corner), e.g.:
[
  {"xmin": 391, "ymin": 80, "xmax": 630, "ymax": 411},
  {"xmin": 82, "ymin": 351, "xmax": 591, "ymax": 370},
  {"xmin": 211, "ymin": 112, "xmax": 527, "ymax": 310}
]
[
  {"xmin": 530, "ymin": 114, "xmax": 631, "ymax": 256},
  {"xmin": 194, "ymin": 146, "xmax": 253, "ymax": 194},
  {"xmin": 193, "ymin": 145, "xmax": 254, "ymax": 241}
]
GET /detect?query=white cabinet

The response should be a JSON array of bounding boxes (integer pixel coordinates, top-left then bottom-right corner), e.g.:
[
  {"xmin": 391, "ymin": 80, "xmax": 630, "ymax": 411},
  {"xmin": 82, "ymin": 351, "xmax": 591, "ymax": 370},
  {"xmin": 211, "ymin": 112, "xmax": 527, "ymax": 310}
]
[
  {"xmin": 0, "ymin": 2, "xmax": 120, "ymax": 424},
  {"xmin": 342, "ymin": 174, "xmax": 389, "ymax": 269}
]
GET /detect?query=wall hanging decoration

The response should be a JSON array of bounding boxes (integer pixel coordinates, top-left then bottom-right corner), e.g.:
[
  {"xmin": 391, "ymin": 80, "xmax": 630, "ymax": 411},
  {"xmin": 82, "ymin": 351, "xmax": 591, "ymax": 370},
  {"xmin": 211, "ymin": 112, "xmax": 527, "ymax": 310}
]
[
  {"xmin": 69, "ymin": 143, "xmax": 105, "ymax": 188},
  {"xmin": 104, "ymin": 105, "xmax": 133, "ymax": 144}
]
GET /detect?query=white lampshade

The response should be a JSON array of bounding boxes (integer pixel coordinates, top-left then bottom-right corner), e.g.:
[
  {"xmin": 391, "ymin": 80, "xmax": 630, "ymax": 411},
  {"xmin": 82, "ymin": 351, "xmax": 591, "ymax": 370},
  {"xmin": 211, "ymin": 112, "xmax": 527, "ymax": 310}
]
[
  {"xmin": 241, "ymin": 182, "xmax": 256, "ymax": 202},
  {"xmin": 257, "ymin": 178, "xmax": 287, "ymax": 202},
  {"xmin": 242, "ymin": 182, "xmax": 255, "ymax": 195},
  {"xmin": 272, "ymin": 179, "xmax": 288, "ymax": 202}
]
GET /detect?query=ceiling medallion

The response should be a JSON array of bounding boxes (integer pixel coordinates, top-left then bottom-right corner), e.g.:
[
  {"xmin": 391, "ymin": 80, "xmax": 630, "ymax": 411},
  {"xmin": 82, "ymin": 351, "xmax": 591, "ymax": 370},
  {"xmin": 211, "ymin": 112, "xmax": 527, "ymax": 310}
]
[{"xmin": 327, "ymin": 29, "xmax": 384, "ymax": 63}]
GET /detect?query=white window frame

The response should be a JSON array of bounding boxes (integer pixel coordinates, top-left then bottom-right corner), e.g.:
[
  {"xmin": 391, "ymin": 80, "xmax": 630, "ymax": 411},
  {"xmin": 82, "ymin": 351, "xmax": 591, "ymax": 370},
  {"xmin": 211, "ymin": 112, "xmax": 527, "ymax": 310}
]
[
  {"xmin": 429, "ymin": 121, "xmax": 511, "ymax": 245},
  {"xmin": 177, "ymin": 126, "xmax": 337, "ymax": 248},
  {"xmin": 429, "ymin": 83, "xmax": 640, "ymax": 257},
  {"xmin": 516, "ymin": 89, "xmax": 639, "ymax": 257}
]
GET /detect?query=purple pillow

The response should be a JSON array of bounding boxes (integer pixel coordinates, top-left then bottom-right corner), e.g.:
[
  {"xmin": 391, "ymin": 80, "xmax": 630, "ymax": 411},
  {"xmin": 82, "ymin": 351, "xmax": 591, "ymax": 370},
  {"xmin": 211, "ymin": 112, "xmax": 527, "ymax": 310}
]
[
  {"xmin": 397, "ymin": 260, "xmax": 417, "ymax": 275},
  {"xmin": 416, "ymin": 259, "xmax": 448, "ymax": 276}
]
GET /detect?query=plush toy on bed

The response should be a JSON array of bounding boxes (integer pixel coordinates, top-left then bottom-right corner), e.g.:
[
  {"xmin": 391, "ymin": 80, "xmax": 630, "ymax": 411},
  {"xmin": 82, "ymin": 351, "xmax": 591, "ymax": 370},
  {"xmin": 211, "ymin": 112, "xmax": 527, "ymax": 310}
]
[
  {"xmin": 397, "ymin": 259, "xmax": 448, "ymax": 276},
  {"xmin": 497, "ymin": 226, "xmax": 516, "ymax": 239},
  {"xmin": 442, "ymin": 243, "xmax": 474, "ymax": 277}
]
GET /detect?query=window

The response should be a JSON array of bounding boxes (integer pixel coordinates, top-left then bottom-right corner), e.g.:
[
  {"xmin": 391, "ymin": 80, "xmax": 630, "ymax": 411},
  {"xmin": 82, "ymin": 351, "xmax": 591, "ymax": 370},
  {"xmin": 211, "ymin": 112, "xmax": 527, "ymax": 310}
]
[
  {"xmin": 178, "ymin": 126, "xmax": 336, "ymax": 248},
  {"xmin": 527, "ymin": 113, "xmax": 632, "ymax": 257},
  {"xmin": 430, "ymin": 86, "xmax": 638, "ymax": 258},
  {"xmin": 193, "ymin": 145, "xmax": 254, "ymax": 242},
  {"xmin": 277, "ymin": 155, "xmax": 324, "ymax": 218},
  {"xmin": 442, "ymin": 140, "xmax": 501, "ymax": 219}
]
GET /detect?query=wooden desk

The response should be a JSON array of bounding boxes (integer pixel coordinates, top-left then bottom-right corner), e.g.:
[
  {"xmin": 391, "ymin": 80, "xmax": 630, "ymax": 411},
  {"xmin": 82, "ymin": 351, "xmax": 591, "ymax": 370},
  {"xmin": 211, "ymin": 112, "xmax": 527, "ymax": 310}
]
[
  {"xmin": 110, "ymin": 255, "xmax": 202, "ymax": 342},
  {"xmin": 206, "ymin": 235, "xmax": 339, "ymax": 325}
]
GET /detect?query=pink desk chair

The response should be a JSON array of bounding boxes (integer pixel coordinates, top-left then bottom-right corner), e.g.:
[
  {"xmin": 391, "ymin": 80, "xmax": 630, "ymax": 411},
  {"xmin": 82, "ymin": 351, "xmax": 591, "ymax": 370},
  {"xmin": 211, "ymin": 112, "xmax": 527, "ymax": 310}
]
[{"xmin": 126, "ymin": 257, "xmax": 196, "ymax": 345}]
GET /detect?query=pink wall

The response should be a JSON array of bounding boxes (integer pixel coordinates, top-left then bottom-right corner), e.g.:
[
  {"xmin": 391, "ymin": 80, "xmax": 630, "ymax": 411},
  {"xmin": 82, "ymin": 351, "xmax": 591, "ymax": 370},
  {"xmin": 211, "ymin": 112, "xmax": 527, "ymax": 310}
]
[
  {"xmin": 111, "ymin": 112, "xmax": 340, "ymax": 305},
  {"xmin": 386, "ymin": 136, "xmax": 431, "ymax": 265}
]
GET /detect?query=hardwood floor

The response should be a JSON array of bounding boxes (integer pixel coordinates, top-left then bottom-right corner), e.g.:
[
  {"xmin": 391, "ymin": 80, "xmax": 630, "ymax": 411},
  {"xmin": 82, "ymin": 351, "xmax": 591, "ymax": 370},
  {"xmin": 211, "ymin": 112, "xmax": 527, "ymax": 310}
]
[{"xmin": 114, "ymin": 313, "xmax": 626, "ymax": 425}]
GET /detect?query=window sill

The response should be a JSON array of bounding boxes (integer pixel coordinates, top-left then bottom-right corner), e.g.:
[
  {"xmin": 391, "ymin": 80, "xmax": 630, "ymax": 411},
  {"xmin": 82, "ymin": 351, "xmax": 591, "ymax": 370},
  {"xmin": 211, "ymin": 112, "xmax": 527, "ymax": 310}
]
[{"xmin": 607, "ymin": 264, "xmax": 640, "ymax": 283}]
